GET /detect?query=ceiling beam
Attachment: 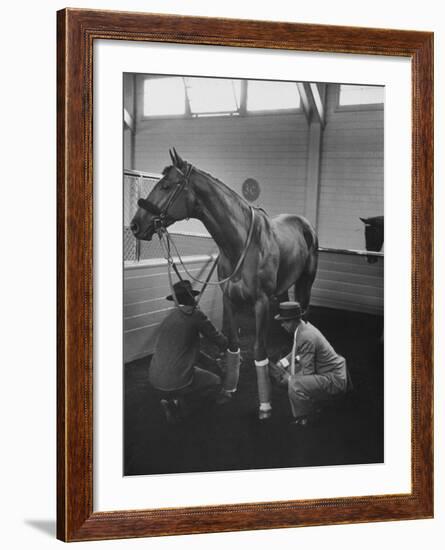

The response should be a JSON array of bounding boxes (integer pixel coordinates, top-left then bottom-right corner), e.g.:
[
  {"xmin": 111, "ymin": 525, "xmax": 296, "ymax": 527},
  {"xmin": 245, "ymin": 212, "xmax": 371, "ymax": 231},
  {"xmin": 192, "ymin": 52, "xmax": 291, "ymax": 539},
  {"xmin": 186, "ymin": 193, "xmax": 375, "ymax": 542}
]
[
  {"xmin": 309, "ymin": 83, "xmax": 326, "ymax": 127},
  {"xmin": 296, "ymin": 82, "xmax": 312, "ymax": 123},
  {"xmin": 297, "ymin": 82, "xmax": 326, "ymax": 127},
  {"xmin": 123, "ymin": 108, "xmax": 134, "ymax": 132}
]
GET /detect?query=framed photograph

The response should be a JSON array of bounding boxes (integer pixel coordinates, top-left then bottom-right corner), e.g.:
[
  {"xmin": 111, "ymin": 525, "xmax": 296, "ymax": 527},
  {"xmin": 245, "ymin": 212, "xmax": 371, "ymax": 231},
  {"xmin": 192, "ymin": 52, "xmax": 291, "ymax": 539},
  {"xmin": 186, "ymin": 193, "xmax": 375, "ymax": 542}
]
[{"xmin": 57, "ymin": 8, "xmax": 433, "ymax": 542}]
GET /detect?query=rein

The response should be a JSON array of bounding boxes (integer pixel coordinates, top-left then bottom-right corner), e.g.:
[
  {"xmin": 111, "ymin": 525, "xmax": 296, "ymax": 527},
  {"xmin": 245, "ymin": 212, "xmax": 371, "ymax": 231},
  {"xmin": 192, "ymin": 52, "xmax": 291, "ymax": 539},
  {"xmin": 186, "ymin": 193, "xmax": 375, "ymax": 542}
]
[
  {"xmin": 162, "ymin": 163, "xmax": 193, "ymax": 218},
  {"xmin": 137, "ymin": 164, "xmax": 193, "ymax": 231},
  {"xmin": 159, "ymin": 205, "xmax": 256, "ymax": 288},
  {"xmin": 138, "ymin": 162, "xmax": 256, "ymax": 308}
]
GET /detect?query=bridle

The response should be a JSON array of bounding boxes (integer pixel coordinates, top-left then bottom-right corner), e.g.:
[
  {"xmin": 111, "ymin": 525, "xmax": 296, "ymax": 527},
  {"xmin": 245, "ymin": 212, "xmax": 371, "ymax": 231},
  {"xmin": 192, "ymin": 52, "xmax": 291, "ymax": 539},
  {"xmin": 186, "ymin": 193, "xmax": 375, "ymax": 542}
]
[
  {"xmin": 163, "ymin": 206, "xmax": 256, "ymax": 287},
  {"xmin": 136, "ymin": 162, "xmax": 257, "ymax": 307},
  {"xmin": 137, "ymin": 164, "xmax": 194, "ymax": 232}
]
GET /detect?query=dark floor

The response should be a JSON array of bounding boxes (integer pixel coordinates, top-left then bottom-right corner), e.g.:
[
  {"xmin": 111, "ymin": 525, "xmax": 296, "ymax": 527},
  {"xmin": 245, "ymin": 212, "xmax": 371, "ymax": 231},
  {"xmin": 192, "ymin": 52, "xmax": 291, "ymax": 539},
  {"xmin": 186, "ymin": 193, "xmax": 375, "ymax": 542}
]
[{"xmin": 124, "ymin": 306, "xmax": 383, "ymax": 476}]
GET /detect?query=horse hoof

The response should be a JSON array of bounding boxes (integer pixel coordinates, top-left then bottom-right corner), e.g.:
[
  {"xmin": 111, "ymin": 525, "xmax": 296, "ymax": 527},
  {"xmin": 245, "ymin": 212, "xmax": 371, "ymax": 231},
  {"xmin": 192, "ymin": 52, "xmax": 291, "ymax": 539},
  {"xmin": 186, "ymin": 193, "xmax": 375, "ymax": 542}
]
[{"xmin": 258, "ymin": 409, "xmax": 272, "ymax": 420}]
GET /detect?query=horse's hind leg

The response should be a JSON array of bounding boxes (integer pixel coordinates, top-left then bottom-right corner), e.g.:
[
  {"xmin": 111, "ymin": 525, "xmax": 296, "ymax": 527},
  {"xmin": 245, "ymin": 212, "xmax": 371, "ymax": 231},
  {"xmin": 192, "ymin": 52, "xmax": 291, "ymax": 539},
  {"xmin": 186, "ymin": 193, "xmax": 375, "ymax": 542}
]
[
  {"xmin": 294, "ymin": 274, "xmax": 313, "ymax": 313},
  {"xmin": 254, "ymin": 294, "xmax": 272, "ymax": 420},
  {"xmin": 294, "ymin": 251, "xmax": 318, "ymax": 313}
]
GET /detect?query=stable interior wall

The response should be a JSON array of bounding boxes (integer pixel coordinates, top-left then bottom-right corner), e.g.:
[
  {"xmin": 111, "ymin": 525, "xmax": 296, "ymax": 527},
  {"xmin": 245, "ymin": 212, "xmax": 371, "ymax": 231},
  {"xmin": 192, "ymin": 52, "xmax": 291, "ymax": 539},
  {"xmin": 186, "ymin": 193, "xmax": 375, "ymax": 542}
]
[
  {"xmin": 134, "ymin": 112, "xmax": 309, "ymax": 236},
  {"xmin": 310, "ymin": 84, "xmax": 384, "ymax": 314},
  {"xmin": 318, "ymin": 84, "xmax": 384, "ymax": 251},
  {"xmin": 124, "ymin": 258, "xmax": 222, "ymax": 362},
  {"xmin": 131, "ymin": 81, "xmax": 383, "ymax": 252},
  {"xmin": 123, "ymin": 79, "xmax": 384, "ymax": 361}
]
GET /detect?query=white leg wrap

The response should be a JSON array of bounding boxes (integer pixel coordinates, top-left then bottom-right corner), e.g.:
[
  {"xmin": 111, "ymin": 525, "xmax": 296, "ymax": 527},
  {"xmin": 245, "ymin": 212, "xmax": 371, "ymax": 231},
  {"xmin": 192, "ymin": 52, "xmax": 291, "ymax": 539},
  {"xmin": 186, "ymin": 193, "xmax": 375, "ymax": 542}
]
[
  {"xmin": 222, "ymin": 348, "xmax": 240, "ymax": 392},
  {"xmin": 255, "ymin": 360, "xmax": 272, "ymax": 407}
]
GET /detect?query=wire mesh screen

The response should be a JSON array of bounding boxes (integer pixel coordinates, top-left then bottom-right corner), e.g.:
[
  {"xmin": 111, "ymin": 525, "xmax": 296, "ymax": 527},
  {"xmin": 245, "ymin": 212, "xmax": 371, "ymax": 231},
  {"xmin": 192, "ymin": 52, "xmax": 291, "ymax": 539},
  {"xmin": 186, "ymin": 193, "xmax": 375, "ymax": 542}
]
[
  {"xmin": 123, "ymin": 171, "xmax": 159, "ymax": 261},
  {"xmin": 124, "ymin": 170, "xmax": 216, "ymax": 262},
  {"xmin": 139, "ymin": 233, "xmax": 216, "ymax": 261}
]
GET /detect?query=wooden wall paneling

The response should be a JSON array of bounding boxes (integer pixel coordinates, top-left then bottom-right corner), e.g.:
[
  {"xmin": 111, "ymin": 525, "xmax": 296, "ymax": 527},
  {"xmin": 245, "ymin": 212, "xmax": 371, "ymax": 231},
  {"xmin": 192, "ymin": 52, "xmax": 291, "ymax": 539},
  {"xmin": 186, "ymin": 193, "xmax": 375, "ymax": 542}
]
[{"xmin": 124, "ymin": 260, "xmax": 223, "ymax": 362}]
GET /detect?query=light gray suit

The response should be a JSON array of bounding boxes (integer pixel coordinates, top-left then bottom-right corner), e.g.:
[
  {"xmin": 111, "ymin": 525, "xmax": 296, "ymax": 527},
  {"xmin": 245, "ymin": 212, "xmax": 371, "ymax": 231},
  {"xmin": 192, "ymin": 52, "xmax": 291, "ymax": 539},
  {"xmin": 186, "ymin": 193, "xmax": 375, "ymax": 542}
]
[{"xmin": 279, "ymin": 322, "xmax": 350, "ymax": 418}]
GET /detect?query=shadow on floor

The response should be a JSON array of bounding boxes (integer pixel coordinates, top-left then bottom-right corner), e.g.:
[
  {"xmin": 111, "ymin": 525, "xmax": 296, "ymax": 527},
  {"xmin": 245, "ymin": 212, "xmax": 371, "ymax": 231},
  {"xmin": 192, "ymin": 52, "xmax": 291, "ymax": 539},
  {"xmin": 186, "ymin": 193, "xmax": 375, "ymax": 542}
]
[{"xmin": 24, "ymin": 519, "xmax": 56, "ymax": 538}]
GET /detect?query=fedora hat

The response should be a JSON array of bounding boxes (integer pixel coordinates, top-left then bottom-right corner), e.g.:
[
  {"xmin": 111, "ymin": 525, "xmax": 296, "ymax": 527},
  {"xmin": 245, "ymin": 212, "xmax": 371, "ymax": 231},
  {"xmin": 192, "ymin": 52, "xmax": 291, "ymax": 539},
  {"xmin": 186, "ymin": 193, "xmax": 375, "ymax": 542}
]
[
  {"xmin": 274, "ymin": 301, "xmax": 303, "ymax": 321},
  {"xmin": 166, "ymin": 280, "xmax": 200, "ymax": 301}
]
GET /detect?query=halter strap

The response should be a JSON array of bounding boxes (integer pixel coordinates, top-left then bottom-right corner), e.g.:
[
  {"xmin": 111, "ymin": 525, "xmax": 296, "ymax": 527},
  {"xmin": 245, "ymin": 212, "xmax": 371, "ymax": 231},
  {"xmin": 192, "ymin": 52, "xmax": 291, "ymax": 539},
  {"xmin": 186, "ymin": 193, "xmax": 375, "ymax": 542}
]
[
  {"xmin": 161, "ymin": 164, "xmax": 194, "ymax": 219},
  {"xmin": 163, "ymin": 206, "xmax": 256, "ymax": 287},
  {"xmin": 137, "ymin": 163, "xmax": 194, "ymax": 227}
]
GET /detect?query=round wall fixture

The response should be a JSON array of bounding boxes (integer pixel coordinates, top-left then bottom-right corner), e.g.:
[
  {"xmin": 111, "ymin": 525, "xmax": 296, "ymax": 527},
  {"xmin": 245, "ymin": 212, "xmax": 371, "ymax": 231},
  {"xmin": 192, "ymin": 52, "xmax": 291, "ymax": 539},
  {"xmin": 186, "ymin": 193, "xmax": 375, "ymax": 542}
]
[{"xmin": 242, "ymin": 178, "xmax": 261, "ymax": 202}]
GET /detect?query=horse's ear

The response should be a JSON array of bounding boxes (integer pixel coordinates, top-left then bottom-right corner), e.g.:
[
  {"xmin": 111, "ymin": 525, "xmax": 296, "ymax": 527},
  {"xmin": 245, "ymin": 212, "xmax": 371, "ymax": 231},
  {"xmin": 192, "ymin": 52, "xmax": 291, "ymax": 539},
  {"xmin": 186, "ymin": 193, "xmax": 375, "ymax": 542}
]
[
  {"xmin": 360, "ymin": 217, "xmax": 370, "ymax": 225},
  {"xmin": 172, "ymin": 147, "xmax": 185, "ymax": 169},
  {"xmin": 169, "ymin": 149, "xmax": 176, "ymax": 165}
]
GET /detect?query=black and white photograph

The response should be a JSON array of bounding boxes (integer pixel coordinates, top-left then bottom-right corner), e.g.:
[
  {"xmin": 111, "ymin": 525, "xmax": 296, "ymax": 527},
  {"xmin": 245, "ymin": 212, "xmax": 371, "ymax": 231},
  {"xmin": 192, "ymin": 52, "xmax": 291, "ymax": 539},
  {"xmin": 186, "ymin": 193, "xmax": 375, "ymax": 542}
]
[{"xmin": 123, "ymin": 73, "xmax": 384, "ymax": 476}]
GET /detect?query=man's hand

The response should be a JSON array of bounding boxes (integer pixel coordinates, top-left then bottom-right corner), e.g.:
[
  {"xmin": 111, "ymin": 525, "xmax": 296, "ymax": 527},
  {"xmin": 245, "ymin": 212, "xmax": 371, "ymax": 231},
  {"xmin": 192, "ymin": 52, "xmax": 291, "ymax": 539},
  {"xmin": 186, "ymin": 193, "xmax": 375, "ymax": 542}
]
[{"xmin": 269, "ymin": 362, "xmax": 290, "ymax": 387}]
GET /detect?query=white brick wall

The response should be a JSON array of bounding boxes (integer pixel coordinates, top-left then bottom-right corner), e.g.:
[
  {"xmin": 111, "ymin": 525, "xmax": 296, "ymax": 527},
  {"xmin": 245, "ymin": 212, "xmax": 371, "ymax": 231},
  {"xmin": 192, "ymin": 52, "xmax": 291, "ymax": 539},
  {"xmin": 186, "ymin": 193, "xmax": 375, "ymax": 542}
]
[
  {"xmin": 318, "ymin": 85, "xmax": 384, "ymax": 250},
  {"xmin": 134, "ymin": 113, "xmax": 308, "ymax": 220}
]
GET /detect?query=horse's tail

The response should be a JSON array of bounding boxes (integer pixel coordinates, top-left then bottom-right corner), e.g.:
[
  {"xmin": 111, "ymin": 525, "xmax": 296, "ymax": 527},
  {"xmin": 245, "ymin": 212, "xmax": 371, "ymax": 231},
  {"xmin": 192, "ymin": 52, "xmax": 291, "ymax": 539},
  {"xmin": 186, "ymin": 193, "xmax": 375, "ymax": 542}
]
[
  {"xmin": 299, "ymin": 217, "xmax": 318, "ymax": 261},
  {"xmin": 304, "ymin": 221, "xmax": 319, "ymax": 282}
]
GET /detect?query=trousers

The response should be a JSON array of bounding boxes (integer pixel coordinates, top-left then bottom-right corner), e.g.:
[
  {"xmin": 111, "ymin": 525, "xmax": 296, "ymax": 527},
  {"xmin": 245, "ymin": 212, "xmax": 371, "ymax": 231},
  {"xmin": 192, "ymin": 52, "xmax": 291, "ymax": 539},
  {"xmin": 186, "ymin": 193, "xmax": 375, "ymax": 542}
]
[
  {"xmin": 156, "ymin": 366, "xmax": 221, "ymax": 404},
  {"xmin": 287, "ymin": 360, "xmax": 350, "ymax": 418}
]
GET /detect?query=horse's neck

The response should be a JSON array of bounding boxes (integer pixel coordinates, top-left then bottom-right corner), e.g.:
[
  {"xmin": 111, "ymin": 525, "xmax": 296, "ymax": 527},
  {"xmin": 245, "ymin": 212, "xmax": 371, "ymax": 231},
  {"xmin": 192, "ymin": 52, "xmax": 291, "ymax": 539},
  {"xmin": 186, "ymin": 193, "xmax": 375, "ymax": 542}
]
[{"xmin": 191, "ymin": 170, "xmax": 251, "ymax": 261}]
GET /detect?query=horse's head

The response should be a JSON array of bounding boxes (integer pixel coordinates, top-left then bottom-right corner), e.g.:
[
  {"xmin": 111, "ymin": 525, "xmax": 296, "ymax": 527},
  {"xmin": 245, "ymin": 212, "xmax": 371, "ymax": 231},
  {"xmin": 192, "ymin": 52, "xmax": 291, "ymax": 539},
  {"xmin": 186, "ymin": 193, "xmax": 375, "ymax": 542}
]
[
  {"xmin": 130, "ymin": 149, "xmax": 197, "ymax": 241},
  {"xmin": 360, "ymin": 216, "xmax": 384, "ymax": 264}
]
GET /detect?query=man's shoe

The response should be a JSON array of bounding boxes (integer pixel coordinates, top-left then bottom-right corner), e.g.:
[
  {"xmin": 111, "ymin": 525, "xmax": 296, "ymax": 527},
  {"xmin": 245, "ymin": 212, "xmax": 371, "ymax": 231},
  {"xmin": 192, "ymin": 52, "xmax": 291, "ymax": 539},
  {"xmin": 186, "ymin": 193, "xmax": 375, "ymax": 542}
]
[
  {"xmin": 290, "ymin": 415, "xmax": 308, "ymax": 427},
  {"xmin": 215, "ymin": 390, "xmax": 233, "ymax": 405},
  {"xmin": 160, "ymin": 399, "xmax": 182, "ymax": 425}
]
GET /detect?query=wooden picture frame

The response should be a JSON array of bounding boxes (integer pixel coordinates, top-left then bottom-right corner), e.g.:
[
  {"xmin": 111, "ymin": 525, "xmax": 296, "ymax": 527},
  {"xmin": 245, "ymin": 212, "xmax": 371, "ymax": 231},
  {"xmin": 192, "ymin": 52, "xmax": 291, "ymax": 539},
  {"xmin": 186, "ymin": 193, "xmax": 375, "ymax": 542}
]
[{"xmin": 57, "ymin": 8, "xmax": 433, "ymax": 542}]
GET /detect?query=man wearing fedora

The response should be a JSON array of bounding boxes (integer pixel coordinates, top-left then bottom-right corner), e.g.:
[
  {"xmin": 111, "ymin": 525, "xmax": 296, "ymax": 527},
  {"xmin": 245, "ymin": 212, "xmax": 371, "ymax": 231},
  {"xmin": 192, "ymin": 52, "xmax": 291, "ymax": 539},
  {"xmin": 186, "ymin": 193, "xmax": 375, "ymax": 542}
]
[
  {"xmin": 270, "ymin": 301, "xmax": 351, "ymax": 426},
  {"xmin": 148, "ymin": 280, "xmax": 229, "ymax": 424}
]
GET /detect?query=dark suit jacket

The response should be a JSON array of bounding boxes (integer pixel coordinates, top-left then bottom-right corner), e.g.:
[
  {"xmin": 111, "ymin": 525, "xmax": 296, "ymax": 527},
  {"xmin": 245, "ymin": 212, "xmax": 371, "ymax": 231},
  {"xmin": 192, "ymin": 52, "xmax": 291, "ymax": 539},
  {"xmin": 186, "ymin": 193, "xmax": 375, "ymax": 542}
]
[{"xmin": 149, "ymin": 306, "xmax": 227, "ymax": 391}]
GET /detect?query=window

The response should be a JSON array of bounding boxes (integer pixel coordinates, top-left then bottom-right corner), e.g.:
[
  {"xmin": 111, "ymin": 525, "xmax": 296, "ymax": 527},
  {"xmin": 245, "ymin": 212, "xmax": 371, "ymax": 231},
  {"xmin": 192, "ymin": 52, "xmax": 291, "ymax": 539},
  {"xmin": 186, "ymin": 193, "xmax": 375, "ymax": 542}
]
[
  {"xmin": 142, "ymin": 77, "xmax": 303, "ymax": 118},
  {"xmin": 185, "ymin": 77, "xmax": 241, "ymax": 115},
  {"xmin": 338, "ymin": 85, "xmax": 384, "ymax": 107},
  {"xmin": 143, "ymin": 77, "xmax": 186, "ymax": 116},
  {"xmin": 247, "ymin": 80, "xmax": 301, "ymax": 112}
]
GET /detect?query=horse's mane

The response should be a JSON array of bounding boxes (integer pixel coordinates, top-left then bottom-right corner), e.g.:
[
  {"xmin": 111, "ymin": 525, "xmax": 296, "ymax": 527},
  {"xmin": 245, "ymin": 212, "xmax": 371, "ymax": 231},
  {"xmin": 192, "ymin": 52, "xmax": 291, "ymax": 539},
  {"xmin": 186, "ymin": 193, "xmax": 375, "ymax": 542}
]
[
  {"xmin": 189, "ymin": 163, "xmax": 251, "ymax": 212},
  {"xmin": 164, "ymin": 158, "xmax": 257, "ymax": 217}
]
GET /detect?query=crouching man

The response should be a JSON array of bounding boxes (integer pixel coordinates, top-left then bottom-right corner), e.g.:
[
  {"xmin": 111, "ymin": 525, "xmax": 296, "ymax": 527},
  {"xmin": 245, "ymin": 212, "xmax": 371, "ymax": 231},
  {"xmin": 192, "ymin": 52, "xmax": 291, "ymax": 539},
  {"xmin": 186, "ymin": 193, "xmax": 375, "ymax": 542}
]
[
  {"xmin": 270, "ymin": 302, "xmax": 352, "ymax": 426},
  {"xmin": 149, "ymin": 280, "xmax": 229, "ymax": 424}
]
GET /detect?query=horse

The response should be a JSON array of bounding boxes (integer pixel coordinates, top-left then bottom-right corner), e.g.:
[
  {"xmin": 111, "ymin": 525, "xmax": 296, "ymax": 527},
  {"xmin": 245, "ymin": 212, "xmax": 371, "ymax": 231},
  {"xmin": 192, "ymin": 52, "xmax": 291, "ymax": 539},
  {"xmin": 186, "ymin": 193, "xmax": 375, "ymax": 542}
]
[
  {"xmin": 360, "ymin": 216, "xmax": 384, "ymax": 264},
  {"xmin": 130, "ymin": 149, "xmax": 319, "ymax": 420}
]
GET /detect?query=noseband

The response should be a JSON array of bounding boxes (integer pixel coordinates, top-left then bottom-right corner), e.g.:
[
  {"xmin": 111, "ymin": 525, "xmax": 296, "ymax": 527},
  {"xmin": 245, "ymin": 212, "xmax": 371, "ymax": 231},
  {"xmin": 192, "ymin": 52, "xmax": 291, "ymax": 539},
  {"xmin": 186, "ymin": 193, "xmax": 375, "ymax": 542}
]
[{"xmin": 137, "ymin": 164, "xmax": 194, "ymax": 232}]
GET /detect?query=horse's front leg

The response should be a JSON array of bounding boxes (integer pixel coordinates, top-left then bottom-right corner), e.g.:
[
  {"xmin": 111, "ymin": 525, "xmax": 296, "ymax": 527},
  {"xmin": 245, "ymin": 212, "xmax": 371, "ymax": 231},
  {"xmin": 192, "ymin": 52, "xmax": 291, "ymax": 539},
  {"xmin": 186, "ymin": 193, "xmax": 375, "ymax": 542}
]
[
  {"xmin": 254, "ymin": 294, "xmax": 272, "ymax": 420},
  {"xmin": 223, "ymin": 294, "xmax": 240, "ymax": 352},
  {"xmin": 221, "ymin": 294, "xmax": 241, "ymax": 393}
]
